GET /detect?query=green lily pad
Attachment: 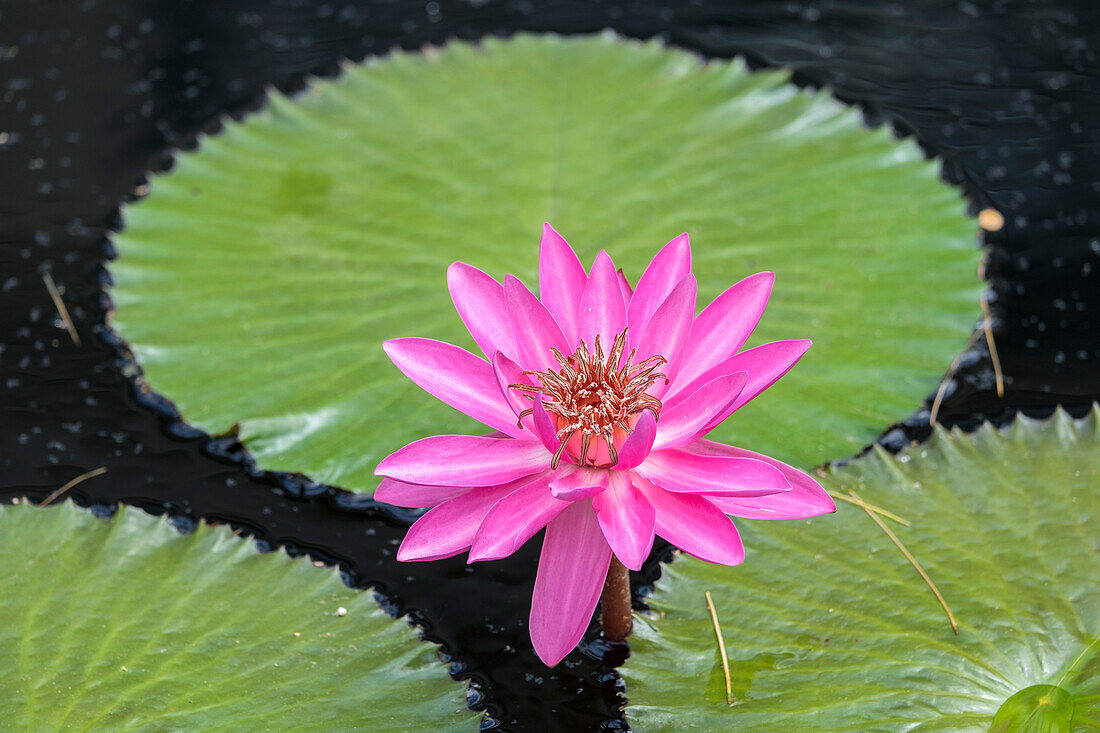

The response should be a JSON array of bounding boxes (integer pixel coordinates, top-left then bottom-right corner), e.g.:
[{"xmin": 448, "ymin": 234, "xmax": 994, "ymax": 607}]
[
  {"xmin": 621, "ymin": 407, "xmax": 1100, "ymax": 732},
  {"xmin": 0, "ymin": 501, "xmax": 479, "ymax": 731},
  {"xmin": 110, "ymin": 34, "xmax": 978, "ymax": 493}
]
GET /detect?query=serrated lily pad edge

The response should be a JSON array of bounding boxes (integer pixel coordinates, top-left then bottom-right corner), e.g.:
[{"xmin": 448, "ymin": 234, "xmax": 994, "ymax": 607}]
[
  {"xmin": 623, "ymin": 404, "xmax": 1100, "ymax": 731},
  {"xmin": 3, "ymin": 497, "xmax": 489, "ymax": 727}
]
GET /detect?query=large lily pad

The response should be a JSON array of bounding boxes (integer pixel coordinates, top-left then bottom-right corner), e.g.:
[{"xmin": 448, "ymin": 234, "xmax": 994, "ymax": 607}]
[
  {"xmin": 0, "ymin": 501, "xmax": 479, "ymax": 731},
  {"xmin": 622, "ymin": 408, "xmax": 1100, "ymax": 732},
  {"xmin": 110, "ymin": 34, "xmax": 978, "ymax": 493}
]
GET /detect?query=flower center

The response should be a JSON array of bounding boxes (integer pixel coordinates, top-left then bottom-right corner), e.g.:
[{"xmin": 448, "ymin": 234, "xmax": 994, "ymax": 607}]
[{"xmin": 510, "ymin": 328, "xmax": 667, "ymax": 469}]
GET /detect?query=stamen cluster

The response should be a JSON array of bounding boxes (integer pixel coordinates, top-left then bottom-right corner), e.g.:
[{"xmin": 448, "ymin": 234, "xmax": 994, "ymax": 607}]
[
  {"xmin": 511, "ymin": 329, "xmax": 666, "ymax": 468},
  {"xmin": 376, "ymin": 226, "xmax": 835, "ymax": 669}
]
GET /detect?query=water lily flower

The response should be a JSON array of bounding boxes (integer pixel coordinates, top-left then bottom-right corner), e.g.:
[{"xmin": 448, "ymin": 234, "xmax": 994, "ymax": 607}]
[{"xmin": 374, "ymin": 224, "xmax": 836, "ymax": 666}]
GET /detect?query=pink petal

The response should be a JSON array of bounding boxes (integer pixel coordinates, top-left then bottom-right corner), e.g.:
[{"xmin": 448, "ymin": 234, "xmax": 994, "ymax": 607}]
[
  {"xmin": 674, "ymin": 271, "xmax": 774, "ymax": 389},
  {"xmin": 374, "ymin": 478, "xmax": 469, "ymax": 508},
  {"xmin": 549, "ymin": 467, "xmax": 608, "ymax": 501},
  {"xmin": 697, "ymin": 341, "xmax": 813, "ymax": 436},
  {"xmin": 531, "ymin": 395, "xmax": 566, "ymax": 455},
  {"xmin": 384, "ymin": 338, "xmax": 524, "ymax": 439},
  {"xmin": 668, "ymin": 339, "xmax": 812, "ymax": 408},
  {"xmin": 530, "ymin": 500, "xmax": 612, "ymax": 666},
  {"xmin": 634, "ymin": 478, "xmax": 745, "ymax": 565},
  {"xmin": 375, "ymin": 435, "xmax": 547, "ymax": 487},
  {"xmin": 616, "ymin": 268, "xmax": 634, "ymax": 306},
  {"xmin": 653, "ymin": 372, "xmax": 747, "ymax": 450},
  {"xmin": 490, "ymin": 354, "xmax": 566, "ymax": 455},
  {"xmin": 593, "ymin": 472, "xmax": 655, "ymax": 571},
  {"xmin": 629, "ymin": 274, "xmax": 697, "ymax": 394},
  {"xmin": 686, "ymin": 440, "xmax": 837, "ymax": 519},
  {"xmin": 577, "ymin": 250, "xmax": 628, "ymax": 353},
  {"xmin": 447, "ymin": 262, "xmax": 517, "ymax": 361},
  {"xmin": 635, "ymin": 447, "xmax": 791, "ymax": 497},
  {"xmin": 491, "ymin": 350, "xmax": 532, "ymax": 418},
  {"xmin": 504, "ymin": 274, "xmax": 570, "ymax": 371},
  {"xmin": 538, "ymin": 223, "xmax": 588, "ymax": 345},
  {"xmin": 467, "ymin": 473, "xmax": 570, "ymax": 562},
  {"xmin": 626, "ymin": 232, "xmax": 691, "ymax": 338},
  {"xmin": 615, "ymin": 411, "xmax": 656, "ymax": 470},
  {"xmin": 396, "ymin": 482, "xmax": 519, "ymax": 561}
]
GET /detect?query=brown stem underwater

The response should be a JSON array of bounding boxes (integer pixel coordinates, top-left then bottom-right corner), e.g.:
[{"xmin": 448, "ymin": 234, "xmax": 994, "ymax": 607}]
[{"xmin": 600, "ymin": 555, "xmax": 633, "ymax": 642}]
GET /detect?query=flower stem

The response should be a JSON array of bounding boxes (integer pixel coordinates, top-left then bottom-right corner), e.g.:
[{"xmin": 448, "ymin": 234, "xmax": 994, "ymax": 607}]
[{"xmin": 600, "ymin": 555, "xmax": 633, "ymax": 642}]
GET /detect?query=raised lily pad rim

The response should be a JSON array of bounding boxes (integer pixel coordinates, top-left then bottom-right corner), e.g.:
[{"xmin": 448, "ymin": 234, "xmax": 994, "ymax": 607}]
[
  {"xmin": 634, "ymin": 402, "xmax": 1100, "ymax": 602},
  {"xmin": 624, "ymin": 403, "xmax": 1100, "ymax": 730},
  {"xmin": 104, "ymin": 31, "xmax": 986, "ymax": 506},
  {"xmin": 843, "ymin": 401, "xmax": 1100, "ymax": 472}
]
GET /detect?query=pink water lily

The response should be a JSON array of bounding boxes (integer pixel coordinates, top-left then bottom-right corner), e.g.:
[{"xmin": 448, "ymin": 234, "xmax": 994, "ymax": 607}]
[{"xmin": 375, "ymin": 224, "xmax": 836, "ymax": 666}]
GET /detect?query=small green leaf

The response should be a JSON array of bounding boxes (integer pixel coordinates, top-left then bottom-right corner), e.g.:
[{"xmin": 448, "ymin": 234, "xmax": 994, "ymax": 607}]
[
  {"xmin": 622, "ymin": 408, "xmax": 1100, "ymax": 732},
  {"xmin": 990, "ymin": 685, "xmax": 1075, "ymax": 733},
  {"xmin": 0, "ymin": 501, "xmax": 479, "ymax": 731},
  {"xmin": 111, "ymin": 34, "xmax": 979, "ymax": 493}
]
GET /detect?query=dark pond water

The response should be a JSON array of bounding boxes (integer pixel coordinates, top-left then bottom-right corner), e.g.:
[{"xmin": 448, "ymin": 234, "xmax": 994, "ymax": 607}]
[{"xmin": 1, "ymin": 1, "xmax": 1097, "ymax": 730}]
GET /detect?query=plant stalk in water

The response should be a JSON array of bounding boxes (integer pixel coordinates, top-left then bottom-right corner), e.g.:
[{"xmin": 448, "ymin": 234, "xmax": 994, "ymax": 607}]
[
  {"xmin": 601, "ymin": 555, "xmax": 633, "ymax": 642},
  {"xmin": 375, "ymin": 224, "xmax": 836, "ymax": 666}
]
